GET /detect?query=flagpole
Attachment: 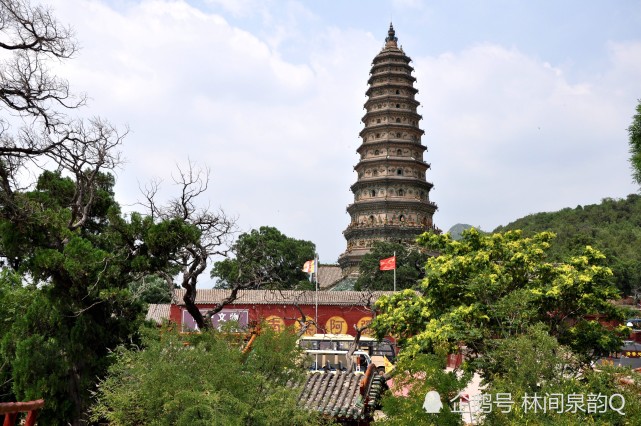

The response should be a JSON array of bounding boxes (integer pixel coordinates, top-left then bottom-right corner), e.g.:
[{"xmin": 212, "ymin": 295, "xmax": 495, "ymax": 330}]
[
  {"xmin": 314, "ymin": 254, "xmax": 318, "ymax": 331},
  {"xmin": 393, "ymin": 251, "xmax": 396, "ymax": 292}
]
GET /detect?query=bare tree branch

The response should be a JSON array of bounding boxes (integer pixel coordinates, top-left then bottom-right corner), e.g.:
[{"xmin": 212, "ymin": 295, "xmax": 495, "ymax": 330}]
[{"xmin": 141, "ymin": 160, "xmax": 237, "ymax": 330}]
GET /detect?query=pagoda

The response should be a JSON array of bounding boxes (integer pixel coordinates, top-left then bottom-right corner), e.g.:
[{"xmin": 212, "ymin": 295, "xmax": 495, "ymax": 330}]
[{"xmin": 338, "ymin": 24, "xmax": 438, "ymax": 276}]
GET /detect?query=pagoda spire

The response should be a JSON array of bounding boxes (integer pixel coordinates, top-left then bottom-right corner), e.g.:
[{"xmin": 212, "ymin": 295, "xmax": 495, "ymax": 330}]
[
  {"xmin": 338, "ymin": 25, "xmax": 439, "ymax": 276},
  {"xmin": 385, "ymin": 23, "xmax": 397, "ymax": 44}
]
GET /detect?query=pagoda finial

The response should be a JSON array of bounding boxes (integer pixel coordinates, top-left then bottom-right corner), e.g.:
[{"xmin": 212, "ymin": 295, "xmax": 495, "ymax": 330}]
[
  {"xmin": 385, "ymin": 22, "xmax": 398, "ymax": 47},
  {"xmin": 386, "ymin": 22, "xmax": 397, "ymax": 43}
]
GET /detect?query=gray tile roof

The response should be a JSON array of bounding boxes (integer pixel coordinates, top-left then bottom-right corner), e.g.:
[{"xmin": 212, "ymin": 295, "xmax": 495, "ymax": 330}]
[
  {"xmin": 318, "ymin": 265, "xmax": 343, "ymax": 290},
  {"xmin": 145, "ymin": 304, "xmax": 171, "ymax": 324},
  {"xmin": 173, "ymin": 289, "xmax": 394, "ymax": 306},
  {"xmin": 298, "ymin": 368, "xmax": 384, "ymax": 421}
]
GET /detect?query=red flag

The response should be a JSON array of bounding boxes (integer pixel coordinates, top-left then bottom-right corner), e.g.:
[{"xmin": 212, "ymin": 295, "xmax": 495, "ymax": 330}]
[{"xmin": 379, "ymin": 256, "xmax": 396, "ymax": 271}]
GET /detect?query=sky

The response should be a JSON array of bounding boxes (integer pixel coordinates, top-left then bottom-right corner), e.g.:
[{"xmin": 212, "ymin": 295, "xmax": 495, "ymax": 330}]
[{"xmin": 44, "ymin": 0, "xmax": 641, "ymax": 271}]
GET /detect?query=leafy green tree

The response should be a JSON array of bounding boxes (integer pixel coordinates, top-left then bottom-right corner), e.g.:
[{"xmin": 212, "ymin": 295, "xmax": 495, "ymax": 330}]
[
  {"xmin": 0, "ymin": 167, "xmax": 232, "ymax": 424},
  {"xmin": 495, "ymin": 194, "xmax": 641, "ymax": 296},
  {"xmin": 0, "ymin": 171, "xmax": 187, "ymax": 425},
  {"xmin": 211, "ymin": 226, "xmax": 315, "ymax": 290},
  {"xmin": 377, "ymin": 354, "xmax": 470, "ymax": 426},
  {"xmin": 91, "ymin": 325, "xmax": 322, "ymax": 426},
  {"xmin": 355, "ymin": 241, "xmax": 429, "ymax": 291},
  {"xmin": 0, "ymin": 2, "xmax": 139, "ymax": 421},
  {"xmin": 483, "ymin": 325, "xmax": 641, "ymax": 425},
  {"xmin": 129, "ymin": 275, "xmax": 175, "ymax": 304},
  {"xmin": 0, "ymin": 268, "xmax": 34, "ymax": 400},
  {"xmin": 629, "ymin": 99, "xmax": 641, "ymax": 186},
  {"xmin": 372, "ymin": 229, "xmax": 628, "ymax": 368}
]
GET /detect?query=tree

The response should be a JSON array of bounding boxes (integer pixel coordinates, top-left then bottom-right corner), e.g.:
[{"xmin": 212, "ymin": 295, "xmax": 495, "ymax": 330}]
[
  {"xmin": 0, "ymin": 172, "xmax": 128, "ymax": 424},
  {"xmin": 355, "ymin": 241, "xmax": 429, "ymax": 291},
  {"xmin": 0, "ymin": 2, "xmax": 235, "ymax": 423},
  {"xmin": 629, "ymin": 99, "xmax": 641, "ymax": 186},
  {"xmin": 494, "ymin": 194, "xmax": 641, "ymax": 296},
  {"xmin": 377, "ymin": 354, "xmax": 470, "ymax": 426},
  {"xmin": 372, "ymin": 229, "xmax": 628, "ymax": 369},
  {"xmin": 211, "ymin": 226, "xmax": 316, "ymax": 291},
  {"xmin": 0, "ymin": 0, "xmax": 124, "ymax": 225},
  {"xmin": 91, "ymin": 325, "xmax": 322, "ymax": 426},
  {"xmin": 139, "ymin": 162, "xmax": 236, "ymax": 330},
  {"xmin": 0, "ymin": 169, "xmax": 203, "ymax": 424},
  {"xmin": 482, "ymin": 325, "xmax": 641, "ymax": 425},
  {"xmin": 129, "ymin": 275, "xmax": 175, "ymax": 304},
  {"xmin": 372, "ymin": 229, "xmax": 635, "ymax": 425}
]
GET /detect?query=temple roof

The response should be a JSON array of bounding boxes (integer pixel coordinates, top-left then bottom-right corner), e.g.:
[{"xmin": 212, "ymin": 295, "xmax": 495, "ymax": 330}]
[
  {"xmin": 298, "ymin": 366, "xmax": 385, "ymax": 421},
  {"xmin": 318, "ymin": 264, "xmax": 343, "ymax": 290},
  {"xmin": 172, "ymin": 289, "xmax": 394, "ymax": 306},
  {"xmin": 145, "ymin": 303, "xmax": 170, "ymax": 324}
]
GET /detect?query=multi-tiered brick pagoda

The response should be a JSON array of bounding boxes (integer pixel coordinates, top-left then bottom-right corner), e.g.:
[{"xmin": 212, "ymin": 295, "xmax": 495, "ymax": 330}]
[{"xmin": 338, "ymin": 24, "xmax": 438, "ymax": 276}]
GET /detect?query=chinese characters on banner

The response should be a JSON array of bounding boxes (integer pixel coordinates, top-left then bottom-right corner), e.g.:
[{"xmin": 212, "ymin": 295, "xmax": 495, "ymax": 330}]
[
  {"xmin": 182, "ymin": 309, "xmax": 249, "ymax": 331},
  {"xmin": 265, "ymin": 315, "xmax": 286, "ymax": 333},
  {"xmin": 357, "ymin": 316, "xmax": 373, "ymax": 336},
  {"xmin": 325, "ymin": 316, "xmax": 348, "ymax": 334},
  {"xmin": 294, "ymin": 317, "xmax": 317, "ymax": 336},
  {"xmin": 183, "ymin": 310, "xmax": 372, "ymax": 336}
]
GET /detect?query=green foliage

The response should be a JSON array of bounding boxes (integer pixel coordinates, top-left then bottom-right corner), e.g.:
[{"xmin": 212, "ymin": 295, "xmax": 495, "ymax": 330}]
[
  {"xmin": 0, "ymin": 269, "xmax": 35, "ymax": 399},
  {"xmin": 372, "ymin": 229, "xmax": 627, "ymax": 367},
  {"xmin": 378, "ymin": 354, "xmax": 470, "ymax": 426},
  {"xmin": 355, "ymin": 241, "xmax": 429, "ymax": 291},
  {"xmin": 211, "ymin": 226, "xmax": 315, "ymax": 289},
  {"xmin": 91, "ymin": 326, "xmax": 322, "ymax": 426},
  {"xmin": 483, "ymin": 325, "xmax": 641, "ymax": 425},
  {"xmin": 129, "ymin": 275, "xmax": 174, "ymax": 304},
  {"xmin": 0, "ymin": 171, "xmax": 203, "ymax": 424},
  {"xmin": 629, "ymin": 99, "xmax": 641, "ymax": 186},
  {"xmin": 495, "ymin": 194, "xmax": 641, "ymax": 296}
]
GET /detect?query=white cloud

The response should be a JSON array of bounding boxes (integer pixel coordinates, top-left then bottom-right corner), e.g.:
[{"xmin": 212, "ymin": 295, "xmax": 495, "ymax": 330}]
[
  {"xmin": 414, "ymin": 41, "xmax": 641, "ymax": 231},
  {"xmin": 42, "ymin": 0, "xmax": 641, "ymax": 271}
]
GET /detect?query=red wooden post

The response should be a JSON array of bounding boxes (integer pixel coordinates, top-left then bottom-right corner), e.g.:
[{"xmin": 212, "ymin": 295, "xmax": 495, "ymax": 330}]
[
  {"xmin": 2, "ymin": 413, "xmax": 17, "ymax": 426},
  {"xmin": 0, "ymin": 400, "xmax": 44, "ymax": 426}
]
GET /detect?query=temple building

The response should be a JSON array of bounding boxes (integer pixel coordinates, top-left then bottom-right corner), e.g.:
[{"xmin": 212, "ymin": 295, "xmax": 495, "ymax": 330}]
[{"xmin": 338, "ymin": 24, "xmax": 438, "ymax": 276}]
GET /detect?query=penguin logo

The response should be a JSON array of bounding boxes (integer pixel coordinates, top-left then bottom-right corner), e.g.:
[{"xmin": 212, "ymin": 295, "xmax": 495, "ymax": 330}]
[{"xmin": 422, "ymin": 390, "xmax": 443, "ymax": 413}]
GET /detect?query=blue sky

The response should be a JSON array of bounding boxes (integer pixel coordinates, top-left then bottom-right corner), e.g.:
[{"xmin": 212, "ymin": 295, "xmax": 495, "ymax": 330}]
[{"xmin": 47, "ymin": 0, "xmax": 641, "ymax": 277}]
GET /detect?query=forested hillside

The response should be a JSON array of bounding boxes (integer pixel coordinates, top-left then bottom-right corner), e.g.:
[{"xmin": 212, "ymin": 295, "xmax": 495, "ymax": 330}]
[{"xmin": 494, "ymin": 194, "xmax": 641, "ymax": 296}]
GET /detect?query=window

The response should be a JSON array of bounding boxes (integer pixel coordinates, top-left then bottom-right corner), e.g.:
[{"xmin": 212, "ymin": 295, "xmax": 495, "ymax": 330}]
[
  {"xmin": 373, "ymin": 169, "xmax": 378, "ymax": 176},
  {"xmin": 376, "ymin": 133, "xmax": 380, "ymax": 138},
  {"xmin": 369, "ymin": 215, "xmax": 375, "ymax": 223},
  {"xmin": 374, "ymin": 149, "xmax": 379, "ymax": 155},
  {"xmin": 397, "ymin": 169, "xmax": 403, "ymax": 176},
  {"xmin": 396, "ymin": 104, "xmax": 400, "ymax": 108},
  {"xmin": 396, "ymin": 132, "xmax": 401, "ymax": 138},
  {"xmin": 395, "ymin": 89, "xmax": 400, "ymax": 95},
  {"xmin": 398, "ymin": 189, "xmax": 404, "ymax": 196},
  {"xmin": 370, "ymin": 190, "xmax": 376, "ymax": 197},
  {"xmin": 396, "ymin": 118, "xmax": 401, "ymax": 123},
  {"xmin": 376, "ymin": 118, "xmax": 381, "ymax": 123},
  {"xmin": 396, "ymin": 149, "xmax": 402, "ymax": 156}
]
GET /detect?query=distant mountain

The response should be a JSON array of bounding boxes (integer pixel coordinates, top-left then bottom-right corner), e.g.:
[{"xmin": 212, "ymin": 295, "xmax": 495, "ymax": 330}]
[
  {"xmin": 494, "ymin": 193, "xmax": 641, "ymax": 296},
  {"xmin": 447, "ymin": 223, "xmax": 482, "ymax": 240}
]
